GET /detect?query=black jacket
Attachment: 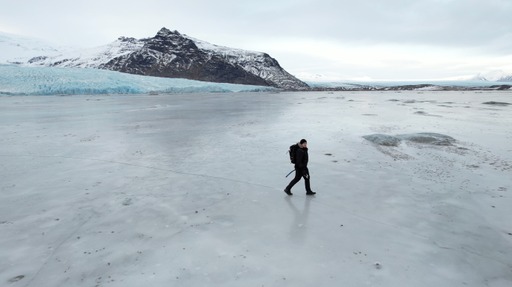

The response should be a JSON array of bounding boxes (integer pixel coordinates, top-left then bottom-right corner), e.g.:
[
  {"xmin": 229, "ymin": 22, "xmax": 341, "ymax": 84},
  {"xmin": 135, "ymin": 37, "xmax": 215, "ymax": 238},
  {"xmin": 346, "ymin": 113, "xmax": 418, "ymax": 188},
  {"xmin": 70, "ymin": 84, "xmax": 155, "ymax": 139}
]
[{"xmin": 295, "ymin": 147, "xmax": 309, "ymax": 170}]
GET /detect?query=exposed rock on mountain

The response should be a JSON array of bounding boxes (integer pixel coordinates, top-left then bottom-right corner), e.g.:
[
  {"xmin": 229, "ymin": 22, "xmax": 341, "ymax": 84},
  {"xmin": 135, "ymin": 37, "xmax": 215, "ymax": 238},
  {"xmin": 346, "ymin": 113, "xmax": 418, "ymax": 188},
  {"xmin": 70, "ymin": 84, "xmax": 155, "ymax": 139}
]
[{"xmin": 28, "ymin": 28, "xmax": 309, "ymax": 90}]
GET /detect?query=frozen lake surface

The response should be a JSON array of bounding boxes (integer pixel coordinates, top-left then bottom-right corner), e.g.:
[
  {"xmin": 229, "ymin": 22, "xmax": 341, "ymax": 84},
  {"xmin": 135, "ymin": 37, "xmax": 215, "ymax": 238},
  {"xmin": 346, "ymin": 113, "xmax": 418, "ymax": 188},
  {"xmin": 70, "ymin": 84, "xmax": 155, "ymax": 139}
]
[{"xmin": 1, "ymin": 91, "xmax": 511, "ymax": 287}]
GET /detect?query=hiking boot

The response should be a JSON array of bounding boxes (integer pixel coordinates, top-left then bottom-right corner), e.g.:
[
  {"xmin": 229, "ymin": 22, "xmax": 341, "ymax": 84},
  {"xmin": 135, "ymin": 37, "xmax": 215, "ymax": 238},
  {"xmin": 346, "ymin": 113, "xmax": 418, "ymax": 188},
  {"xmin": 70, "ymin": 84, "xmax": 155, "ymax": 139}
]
[
  {"xmin": 284, "ymin": 188, "xmax": 293, "ymax": 196},
  {"xmin": 306, "ymin": 191, "xmax": 316, "ymax": 195}
]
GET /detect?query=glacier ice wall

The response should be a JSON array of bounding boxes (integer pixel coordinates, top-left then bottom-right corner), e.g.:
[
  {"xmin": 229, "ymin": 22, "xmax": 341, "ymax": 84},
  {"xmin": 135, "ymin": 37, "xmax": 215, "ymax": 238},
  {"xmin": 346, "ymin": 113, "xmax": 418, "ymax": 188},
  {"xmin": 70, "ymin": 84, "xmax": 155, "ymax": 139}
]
[{"xmin": 0, "ymin": 65, "xmax": 276, "ymax": 95}]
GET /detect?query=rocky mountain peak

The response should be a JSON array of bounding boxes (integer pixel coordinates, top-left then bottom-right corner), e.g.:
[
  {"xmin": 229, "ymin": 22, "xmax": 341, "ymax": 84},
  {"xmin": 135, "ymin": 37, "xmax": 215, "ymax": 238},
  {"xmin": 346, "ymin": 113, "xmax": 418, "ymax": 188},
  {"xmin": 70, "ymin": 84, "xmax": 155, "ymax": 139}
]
[
  {"xmin": 146, "ymin": 27, "xmax": 198, "ymax": 54},
  {"xmin": 155, "ymin": 27, "xmax": 180, "ymax": 37},
  {"xmin": 117, "ymin": 36, "xmax": 138, "ymax": 43}
]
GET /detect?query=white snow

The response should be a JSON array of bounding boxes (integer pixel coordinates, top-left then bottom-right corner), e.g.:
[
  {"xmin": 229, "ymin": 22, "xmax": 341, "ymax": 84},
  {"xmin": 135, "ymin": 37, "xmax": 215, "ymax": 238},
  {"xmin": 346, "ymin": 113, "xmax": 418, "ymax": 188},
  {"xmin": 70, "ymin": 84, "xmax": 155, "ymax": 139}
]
[
  {"xmin": 0, "ymin": 65, "xmax": 275, "ymax": 95},
  {"xmin": 0, "ymin": 32, "xmax": 63, "ymax": 64},
  {"xmin": 25, "ymin": 38, "xmax": 145, "ymax": 69},
  {"xmin": 1, "ymin": 91, "xmax": 511, "ymax": 287},
  {"xmin": 191, "ymin": 35, "xmax": 262, "ymax": 58},
  {"xmin": 0, "ymin": 31, "xmax": 141, "ymax": 69}
]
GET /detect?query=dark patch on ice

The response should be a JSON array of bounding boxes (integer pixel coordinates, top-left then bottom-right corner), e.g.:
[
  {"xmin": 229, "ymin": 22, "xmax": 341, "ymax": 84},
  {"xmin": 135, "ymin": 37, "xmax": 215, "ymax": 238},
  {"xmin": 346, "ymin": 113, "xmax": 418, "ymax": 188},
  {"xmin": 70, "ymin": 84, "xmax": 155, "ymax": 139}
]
[
  {"xmin": 363, "ymin": 134, "xmax": 401, "ymax": 147},
  {"xmin": 363, "ymin": 132, "xmax": 456, "ymax": 147},
  {"xmin": 413, "ymin": 111, "xmax": 441, "ymax": 117},
  {"xmin": 122, "ymin": 198, "xmax": 133, "ymax": 206},
  {"xmin": 482, "ymin": 101, "xmax": 510, "ymax": 106},
  {"xmin": 362, "ymin": 113, "xmax": 378, "ymax": 116},
  {"xmin": 80, "ymin": 135, "xmax": 100, "ymax": 142},
  {"xmin": 323, "ymin": 154, "xmax": 337, "ymax": 162},
  {"xmin": 397, "ymin": 133, "xmax": 456, "ymax": 146},
  {"xmin": 8, "ymin": 275, "xmax": 25, "ymax": 283}
]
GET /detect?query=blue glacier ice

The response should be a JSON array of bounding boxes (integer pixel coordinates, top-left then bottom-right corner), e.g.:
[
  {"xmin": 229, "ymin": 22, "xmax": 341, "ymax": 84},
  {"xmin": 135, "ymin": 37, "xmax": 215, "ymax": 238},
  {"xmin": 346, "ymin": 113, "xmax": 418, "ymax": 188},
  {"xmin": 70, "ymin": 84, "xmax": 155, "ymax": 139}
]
[{"xmin": 0, "ymin": 65, "xmax": 276, "ymax": 95}]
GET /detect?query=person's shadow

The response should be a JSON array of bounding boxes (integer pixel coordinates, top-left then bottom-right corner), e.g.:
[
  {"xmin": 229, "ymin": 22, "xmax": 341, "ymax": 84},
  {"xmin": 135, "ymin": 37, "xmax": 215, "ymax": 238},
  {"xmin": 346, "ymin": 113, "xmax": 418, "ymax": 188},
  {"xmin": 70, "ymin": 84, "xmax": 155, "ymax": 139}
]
[{"xmin": 285, "ymin": 196, "xmax": 313, "ymax": 244}]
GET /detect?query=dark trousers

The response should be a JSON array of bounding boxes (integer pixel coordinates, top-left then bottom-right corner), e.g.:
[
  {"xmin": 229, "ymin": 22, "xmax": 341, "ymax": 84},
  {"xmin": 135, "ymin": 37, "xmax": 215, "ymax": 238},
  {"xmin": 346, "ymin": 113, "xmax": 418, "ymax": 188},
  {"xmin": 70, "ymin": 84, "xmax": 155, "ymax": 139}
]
[{"xmin": 286, "ymin": 167, "xmax": 312, "ymax": 192}]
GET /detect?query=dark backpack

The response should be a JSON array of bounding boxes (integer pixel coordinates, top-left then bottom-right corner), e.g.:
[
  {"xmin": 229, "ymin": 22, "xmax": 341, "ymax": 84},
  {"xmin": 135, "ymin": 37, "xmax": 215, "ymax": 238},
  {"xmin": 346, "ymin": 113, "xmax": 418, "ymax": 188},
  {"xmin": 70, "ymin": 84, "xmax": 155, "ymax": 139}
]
[{"xmin": 289, "ymin": 143, "xmax": 299, "ymax": 164}]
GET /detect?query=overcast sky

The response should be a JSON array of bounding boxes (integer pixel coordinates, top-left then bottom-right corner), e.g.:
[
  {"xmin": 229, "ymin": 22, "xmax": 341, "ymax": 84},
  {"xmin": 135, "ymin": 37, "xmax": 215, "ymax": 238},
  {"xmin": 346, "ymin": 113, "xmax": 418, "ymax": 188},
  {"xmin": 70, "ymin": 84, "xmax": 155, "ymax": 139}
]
[{"xmin": 1, "ymin": 0, "xmax": 511, "ymax": 81}]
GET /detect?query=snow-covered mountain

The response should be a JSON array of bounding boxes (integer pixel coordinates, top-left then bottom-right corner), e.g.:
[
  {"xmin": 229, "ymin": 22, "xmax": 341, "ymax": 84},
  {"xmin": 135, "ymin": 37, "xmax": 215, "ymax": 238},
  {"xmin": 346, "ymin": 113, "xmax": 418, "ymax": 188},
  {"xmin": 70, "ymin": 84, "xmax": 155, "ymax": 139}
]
[
  {"xmin": 0, "ymin": 31, "xmax": 62, "ymax": 64},
  {"xmin": 27, "ymin": 36, "xmax": 144, "ymax": 69},
  {"xmin": 472, "ymin": 70, "xmax": 512, "ymax": 82},
  {"xmin": 26, "ymin": 28, "xmax": 309, "ymax": 90}
]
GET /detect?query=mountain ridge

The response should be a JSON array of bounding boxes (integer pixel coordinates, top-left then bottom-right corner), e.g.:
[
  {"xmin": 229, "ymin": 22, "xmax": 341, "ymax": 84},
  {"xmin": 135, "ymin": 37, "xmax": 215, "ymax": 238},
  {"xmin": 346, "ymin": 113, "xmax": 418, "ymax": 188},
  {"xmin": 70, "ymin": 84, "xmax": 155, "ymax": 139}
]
[{"xmin": 26, "ymin": 28, "xmax": 309, "ymax": 90}]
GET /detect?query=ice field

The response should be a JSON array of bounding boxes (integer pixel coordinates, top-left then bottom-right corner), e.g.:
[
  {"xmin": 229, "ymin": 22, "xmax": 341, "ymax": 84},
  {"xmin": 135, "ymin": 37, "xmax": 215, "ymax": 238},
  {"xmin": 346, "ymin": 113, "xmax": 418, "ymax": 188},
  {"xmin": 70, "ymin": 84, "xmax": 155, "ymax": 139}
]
[{"xmin": 1, "ymin": 91, "xmax": 511, "ymax": 287}]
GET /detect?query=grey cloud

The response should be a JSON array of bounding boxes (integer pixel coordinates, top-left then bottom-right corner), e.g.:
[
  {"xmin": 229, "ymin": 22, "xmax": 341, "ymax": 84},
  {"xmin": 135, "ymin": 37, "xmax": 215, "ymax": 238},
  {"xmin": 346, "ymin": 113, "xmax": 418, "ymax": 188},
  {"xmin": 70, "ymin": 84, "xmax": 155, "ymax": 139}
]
[
  {"xmin": 2, "ymin": 0, "xmax": 511, "ymax": 52},
  {"xmin": 211, "ymin": 0, "xmax": 512, "ymax": 53}
]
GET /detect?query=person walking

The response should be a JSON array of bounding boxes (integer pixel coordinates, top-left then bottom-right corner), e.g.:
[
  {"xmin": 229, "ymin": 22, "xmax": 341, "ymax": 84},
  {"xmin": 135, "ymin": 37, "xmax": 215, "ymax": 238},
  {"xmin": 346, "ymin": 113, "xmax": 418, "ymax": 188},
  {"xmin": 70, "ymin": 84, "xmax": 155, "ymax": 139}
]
[{"xmin": 284, "ymin": 139, "xmax": 316, "ymax": 196}]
